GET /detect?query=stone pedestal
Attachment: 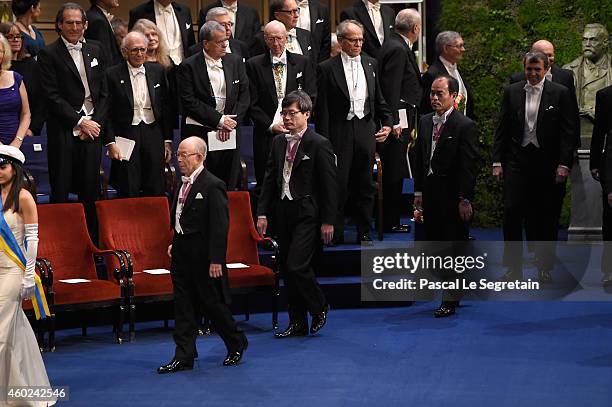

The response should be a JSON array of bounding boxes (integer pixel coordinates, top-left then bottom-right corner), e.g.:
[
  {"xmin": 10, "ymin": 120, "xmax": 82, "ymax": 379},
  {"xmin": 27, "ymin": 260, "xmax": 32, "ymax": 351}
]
[{"xmin": 568, "ymin": 147, "xmax": 603, "ymax": 241}]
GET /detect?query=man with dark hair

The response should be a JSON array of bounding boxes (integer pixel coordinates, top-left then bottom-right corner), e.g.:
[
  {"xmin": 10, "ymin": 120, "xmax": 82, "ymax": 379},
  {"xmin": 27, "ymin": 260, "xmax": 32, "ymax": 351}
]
[
  {"xmin": 105, "ymin": 31, "xmax": 173, "ymax": 197},
  {"xmin": 257, "ymin": 90, "xmax": 337, "ymax": 338},
  {"xmin": 590, "ymin": 84, "xmax": 612, "ymax": 285},
  {"xmin": 85, "ymin": 0, "xmax": 123, "ymax": 66},
  {"xmin": 246, "ymin": 20, "xmax": 316, "ymax": 188},
  {"xmin": 186, "ymin": 7, "xmax": 249, "ymax": 59},
  {"xmin": 128, "ymin": 0, "xmax": 195, "ymax": 66},
  {"xmin": 198, "ymin": 0, "xmax": 260, "ymax": 46},
  {"xmin": 38, "ymin": 3, "xmax": 109, "ymax": 238},
  {"xmin": 340, "ymin": 0, "xmax": 395, "ymax": 59},
  {"xmin": 421, "ymin": 31, "xmax": 474, "ymax": 120},
  {"xmin": 492, "ymin": 51, "xmax": 576, "ymax": 283},
  {"xmin": 377, "ymin": 8, "xmax": 423, "ymax": 233},
  {"xmin": 250, "ymin": 0, "xmax": 314, "ymax": 62},
  {"xmin": 315, "ymin": 20, "xmax": 393, "ymax": 245},
  {"xmin": 413, "ymin": 75, "xmax": 478, "ymax": 317},
  {"xmin": 178, "ymin": 20, "xmax": 249, "ymax": 190}
]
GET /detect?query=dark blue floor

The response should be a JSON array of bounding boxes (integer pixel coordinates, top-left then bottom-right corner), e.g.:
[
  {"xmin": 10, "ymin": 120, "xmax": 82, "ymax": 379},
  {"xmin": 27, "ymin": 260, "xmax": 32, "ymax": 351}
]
[{"xmin": 43, "ymin": 302, "xmax": 612, "ymax": 406}]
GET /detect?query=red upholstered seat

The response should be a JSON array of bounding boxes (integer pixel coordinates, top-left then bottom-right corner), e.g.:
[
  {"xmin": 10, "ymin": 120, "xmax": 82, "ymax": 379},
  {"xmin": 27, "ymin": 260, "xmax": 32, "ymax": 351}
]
[
  {"xmin": 227, "ymin": 191, "xmax": 279, "ymax": 327},
  {"xmin": 37, "ymin": 203, "xmax": 128, "ymax": 346}
]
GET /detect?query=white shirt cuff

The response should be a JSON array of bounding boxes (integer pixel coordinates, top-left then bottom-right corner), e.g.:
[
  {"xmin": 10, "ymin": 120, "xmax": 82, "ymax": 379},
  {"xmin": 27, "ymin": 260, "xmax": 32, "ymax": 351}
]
[
  {"xmin": 414, "ymin": 192, "xmax": 422, "ymax": 197},
  {"xmin": 492, "ymin": 162, "xmax": 502, "ymax": 167}
]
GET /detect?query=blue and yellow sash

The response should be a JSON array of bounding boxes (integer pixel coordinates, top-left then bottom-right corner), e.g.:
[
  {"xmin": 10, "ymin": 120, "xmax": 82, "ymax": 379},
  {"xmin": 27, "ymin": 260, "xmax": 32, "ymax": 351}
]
[{"xmin": 0, "ymin": 199, "xmax": 50, "ymax": 319}]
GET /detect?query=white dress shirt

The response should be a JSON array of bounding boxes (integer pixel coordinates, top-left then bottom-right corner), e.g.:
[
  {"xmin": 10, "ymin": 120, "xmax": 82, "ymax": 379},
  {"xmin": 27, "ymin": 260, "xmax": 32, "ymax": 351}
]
[
  {"xmin": 297, "ymin": 1, "xmax": 311, "ymax": 31},
  {"xmin": 341, "ymin": 51, "xmax": 368, "ymax": 120},
  {"xmin": 154, "ymin": 0, "xmax": 184, "ymax": 65},
  {"xmin": 363, "ymin": 0, "xmax": 384, "ymax": 45},
  {"xmin": 204, "ymin": 51, "xmax": 230, "ymax": 129},
  {"xmin": 522, "ymin": 77, "xmax": 545, "ymax": 148},
  {"xmin": 62, "ymin": 36, "xmax": 94, "ymax": 132},
  {"xmin": 127, "ymin": 63, "xmax": 155, "ymax": 125},
  {"xmin": 175, "ymin": 165, "xmax": 204, "ymax": 233},
  {"xmin": 286, "ymin": 28, "xmax": 303, "ymax": 55},
  {"xmin": 269, "ymin": 51, "xmax": 288, "ymax": 131},
  {"xmin": 440, "ymin": 56, "xmax": 468, "ymax": 114}
]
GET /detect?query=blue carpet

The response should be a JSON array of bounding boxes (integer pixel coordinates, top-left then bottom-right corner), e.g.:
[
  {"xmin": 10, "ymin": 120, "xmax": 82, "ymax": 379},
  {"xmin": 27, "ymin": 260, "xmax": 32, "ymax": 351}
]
[{"xmin": 42, "ymin": 302, "xmax": 612, "ymax": 407}]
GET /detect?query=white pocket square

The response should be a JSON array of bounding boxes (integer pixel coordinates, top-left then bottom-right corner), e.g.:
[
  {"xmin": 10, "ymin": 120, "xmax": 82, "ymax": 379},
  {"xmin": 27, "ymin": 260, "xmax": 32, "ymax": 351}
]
[
  {"xmin": 316, "ymin": 19, "xmax": 324, "ymax": 24},
  {"xmin": 546, "ymin": 105, "xmax": 555, "ymax": 111},
  {"xmin": 233, "ymin": 79, "xmax": 240, "ymax": 84},
  {"xmin": 120, "ymin": 79, "xmax": 125, "ymax": 84},
  {"xmin": 186, "ymin": 23, "xmax": 191, "ymax": 29},
  {"xmin": 195, "ymin": 192, "xmax": 204, "ymax": 199},
  {"xmin": 90, "ymin": 58, "xmax": 99, "ymax": 67},
  {"xmin": 373, "ymin": 72, "xmax": 376, "ymax": 77},
  {"xmin": 302, "ymin": 154, "xmax": 310, "ymax": 160},
  {"xmin": 154, "ymin": 83, "xmax": 160, "ymax": 88},
  {"xmin": 296, "ymin": 71, "xmax": 303, "ymax": 78},
  {"xmin": 307, "ymin": 45, "xmax": 312, "ymax": 50}
]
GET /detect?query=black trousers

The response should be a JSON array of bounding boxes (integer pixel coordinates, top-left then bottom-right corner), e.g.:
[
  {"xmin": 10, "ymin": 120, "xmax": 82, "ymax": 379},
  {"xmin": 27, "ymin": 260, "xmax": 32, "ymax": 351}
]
[
  {"xmin": 182, "ymin": 124, "xmax": 241, "ymax": 190},
  {"xmin": 502, "ymin": 144, "xmax": 564, "ymax": 271},
  {"xmin": 599, "ymin": 179, "xmax": 612, "ymax": 274},
  {"xmin": 253, "ymin": 127, "xmax": 274, "ymax": 188},
  {"xmin": 330, "ymin": 116, "xmax": 377, "ymax": 236},
  {"xmin": 110, "ymin": 122, "xmax": 165, "ymax": 198},
  {"xmin": 47, "ymin": 122, "xmax": 101, "ymax": 241},
  {"xmin": 277, "ymin": 198, "xmax": 327, "ymax": 323},
  {"xmin": 170, "ymin": 233, "xmax": 245, "ymax": 362}
]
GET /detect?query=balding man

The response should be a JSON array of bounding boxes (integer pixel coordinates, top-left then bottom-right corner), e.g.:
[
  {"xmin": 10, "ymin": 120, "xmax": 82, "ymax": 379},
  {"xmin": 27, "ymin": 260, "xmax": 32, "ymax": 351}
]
[
  {"xmin": 246, "ymin": 21, "xmax": 316, "ymax": 188},
  {"xmin": 159, "ymin": 136, "xmax": 248, "ymax": 373},
  {"xmin": 377, "ymin": 8, "xmax": 423, "ymax": 233},
  {"xmin": 421, "ymin": 31, "xmax": 474, "ymax": 120},
  {"xmin": 187, "ymin": 7, "xmax": 249, "ymax": 58},
  {"xmin": 105, "ymin": 31, "xmax": 172, "ymax": 197},
  {"xmin": 315, "ymin": 20, "xmax": 393, "ymax": 245}
]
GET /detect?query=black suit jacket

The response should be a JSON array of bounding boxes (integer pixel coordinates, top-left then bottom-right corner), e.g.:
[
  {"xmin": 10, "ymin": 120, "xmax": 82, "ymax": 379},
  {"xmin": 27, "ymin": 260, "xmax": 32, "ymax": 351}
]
[
  {"xmin": 492, "ymin": 80, "xmax": 575, "ymax": 172},
  {"xmin": 251, "ymin": 28, "xmax": 314, "ymax": 62},
  {"xmin": 590, "ymin": 85, "xmax": 612, "ymax": 193},
  {"xmin": 85, "ymin": 6, "xmax": 123, "ymax": 66},
  {"xmin": 38, "ymin": 38, "xmax": 110, "ymax": 143},
  {"xmin": 306, "ymin": 0, "xmax": 331, "ymax": 63},
  {"xmin": 257, "ymin": 128, "xmax": 338, "ymax": 224},
  {"xmin": 171, "ymin": 168, "xmax": 229, "ymax": 265},
  {"xmin": 339, "ymin": 1, "xmax": 395, "ymax": 59},
  {"xmin": 198, "ymin": 1, "xmax": 261, "ymax": 45},
  {"xmin": 128, "ymin": 0, "xmax": 196, "ymax": 56},
  {"xmin": 105, "ymin": 62, "xmax": 172, "ymax": 141},
  {"xmin": 421, "ymin": 58, "xmax": 475, "ymax": 120},
  {"xmin": 314, "ymin": 54, "xmax": 393, "ymax": 138},
  {"xmin": 413, "ymin": 110, "xmax": 479, "ymax": 200},
  {"xmin": 186, "ymin": 38, "xmax": 249, "ymax": 60},
  {"xmin": 177, "ymin": 51, "xmax": 249, "ymax": 131},
  {"xmin": 246, "ymin": 51, "xmax": 316, "ymax": 131},
  {"xmin": 378, "ymin": 32, "xmax": 423, "ymax": 125}
]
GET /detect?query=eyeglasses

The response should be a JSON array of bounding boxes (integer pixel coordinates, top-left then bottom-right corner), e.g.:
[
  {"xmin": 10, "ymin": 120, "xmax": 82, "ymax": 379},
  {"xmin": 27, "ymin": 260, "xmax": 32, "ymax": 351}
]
[
  {"xmin": 264, "ymin": 36, "xmax": 287, "ymax": 43},
  {"xmin": 5, "ymin": 35, "xmax": 21, "ymax": 41},
  {"xmin": 219, "ymin": 22, "xmax": 234, "ymax": 28},
  {"xmin": 277, "ymin": 8, "xmax": 300, "ymax": 15},
  {"xmin": 128, "ymin": 47, "xmax": 147, "ymax": 54},
  {"xmin": 280, "ymin": 110, "xmax": 303, "ymax": 118},
  {"xmin": 447, "ymin": 43, "xmax": 465, "ymax": 50},
  {"xmin": 340, "ymin": 37, "xmax": 364, "ymax": 45},
  {"xmin": 174, "ymin": 152, "xmax": 201, "ymax": 159}
]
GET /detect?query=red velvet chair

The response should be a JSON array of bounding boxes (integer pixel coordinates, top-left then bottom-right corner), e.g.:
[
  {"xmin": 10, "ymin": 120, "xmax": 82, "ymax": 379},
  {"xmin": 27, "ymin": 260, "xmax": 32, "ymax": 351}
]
[
  {"xmin": 96, "ymin": 197, "xmax": 174, "ymax": 340},
  {"xmin": 36, "ymin": 203, "xmax": 129, "ymax": 348},
  {"xmin": 227, "ymin": 191, "xmax": 280, "ymax": 328}
]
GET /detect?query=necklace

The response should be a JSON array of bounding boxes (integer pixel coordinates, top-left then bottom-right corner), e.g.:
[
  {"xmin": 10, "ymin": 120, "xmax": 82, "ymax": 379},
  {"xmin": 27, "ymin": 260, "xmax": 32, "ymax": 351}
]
[{"xmin": 15, "ymin": 20, "xmax": 35, "ymax": 38}]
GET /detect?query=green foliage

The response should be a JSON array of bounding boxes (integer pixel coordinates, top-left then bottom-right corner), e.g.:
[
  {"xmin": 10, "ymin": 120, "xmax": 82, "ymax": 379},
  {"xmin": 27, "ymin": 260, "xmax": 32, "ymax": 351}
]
[{"xmin": 439, "ymin": 0, "xmax": 612, "ymax": 227}]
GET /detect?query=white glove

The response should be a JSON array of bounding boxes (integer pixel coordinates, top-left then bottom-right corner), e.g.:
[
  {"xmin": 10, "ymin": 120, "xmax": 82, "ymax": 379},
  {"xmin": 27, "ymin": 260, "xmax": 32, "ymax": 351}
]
[{"xmin": 20, "ymin": 223, "xmax": 38, "ymax": 300}]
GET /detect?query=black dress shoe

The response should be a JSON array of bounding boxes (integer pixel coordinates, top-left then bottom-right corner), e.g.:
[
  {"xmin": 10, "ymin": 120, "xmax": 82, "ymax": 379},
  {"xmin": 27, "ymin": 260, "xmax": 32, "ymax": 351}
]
[
  {"xmin": 498, "ymin": 270, "xmax": 523, "ymax": 282},
  {"xmin": 310, "ymin": 304, "xmax": 330, "ymax": 334},
  {"xmin": 602, "ymin": 273, "xmax": 612, "ymax": 287},
  {"xmin": 357, "ymin": 233, "xmax": 373, "ymax": 245},
  {"xmin": 157, "ymin": 358, "xmax": 193, "ymax": 374},
  {"xmin": 385, "ymin": 225, "xmax": 411, "ymax": 233},
  {"xmin": 274, "ymin": 321, "xmax": 308, "ymax": 338},
  {"xmin": 538, "ymin": 269, "xmax": 553, "ymax": 284},
  {"xmin": 223, "ymin": 336, "xmax": 248, "ymax": 366},
  {"xmin": 434, "ymin": 304, "xmax": 456, "ymax": 318}
]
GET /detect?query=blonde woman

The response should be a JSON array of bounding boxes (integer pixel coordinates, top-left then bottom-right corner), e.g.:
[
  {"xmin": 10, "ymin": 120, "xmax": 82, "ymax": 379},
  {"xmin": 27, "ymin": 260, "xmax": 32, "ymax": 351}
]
[
  {"xmin": 131, "ymin": 18, "xmax": 172, "ymax": 69},
  {"xmin": 0, "ymin": 34, "xmax": 31, "ymax": 148}
]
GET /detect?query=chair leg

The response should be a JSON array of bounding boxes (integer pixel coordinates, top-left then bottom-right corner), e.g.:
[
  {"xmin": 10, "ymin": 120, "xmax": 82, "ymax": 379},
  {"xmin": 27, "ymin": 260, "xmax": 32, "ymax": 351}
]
[
  {"xmin": 48, "ymin": 314, "xmax": 56, "ymax": 352},
  {"xmin": 116, "ymin": 303, "xmax": 124, "ymax": 344},
  {"xmin": 272, "ymin": 288, "xmax": 279, "ymax": 329}
]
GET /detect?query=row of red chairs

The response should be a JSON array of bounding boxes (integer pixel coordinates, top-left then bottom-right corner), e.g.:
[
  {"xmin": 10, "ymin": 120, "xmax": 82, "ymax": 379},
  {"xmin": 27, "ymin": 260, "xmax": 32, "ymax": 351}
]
[{"xmin": 24, "ymin": 192, "xmax": 279, "ymax": 350}]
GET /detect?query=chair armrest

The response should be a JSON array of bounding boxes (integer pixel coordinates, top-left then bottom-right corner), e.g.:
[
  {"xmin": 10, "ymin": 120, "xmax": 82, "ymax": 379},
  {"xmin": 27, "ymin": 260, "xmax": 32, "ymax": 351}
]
[
  {"xmin": 256, "ymin": 237, "xmax": 280, "ymax": 274},
  {"xmin": 92, "ymin": 249, "xmax": 127, "ymax": 282},
  {"xmin": 165, "ymin": 162, "xmax": 177, "ymax": 197},
  {"xmin": 35, "ymin": 257, "xmax": 53, "ymax": 288},
  {"xmin": 115, "ymin": 250, "xmax": 134, "ymax": 279},
  {"xmin": 239, "ymin": 158, "xmax": 248, "ymax": 191}
]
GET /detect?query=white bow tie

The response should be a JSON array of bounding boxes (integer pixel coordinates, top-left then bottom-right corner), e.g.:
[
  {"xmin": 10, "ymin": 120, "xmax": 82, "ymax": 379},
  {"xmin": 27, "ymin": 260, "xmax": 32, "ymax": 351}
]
[
  {"xmin": 367, "ymin": 2, "xmax": 381, "ymax": 11},
  {"xmin": 432, "ymin": 114, "xmax": 446, "ymax": 126},
  {"xmin": 222, "ymin": 2, "xmax": 237, "ymax": 13},
  {"xmin": 299, "ymin": 0, "xmax": 308, "ymax": 6},
  {"xmin": 66, "ymin": 42, "xmax": 82, "ymax": 52},
  {"xmin": 288, "ymin": 28, "xmax": 297, "ymax": 38},
  {"xmin": 130, "ymin": 66, "xmax": 146, "ymax": 76},
  {"xmin": 181, "ymin": 176, "xmax": 193, "ymax": 184},
  {"xmin": 161, "ymin": 4, "xmax": 173, "ymax": 13},
  {"xmin": 285, "ymin": 133, "xmax": 302, "ymax": 142},
  {"xmin": 524, "ymin": 82, "xmax": 543, "ymax": 93},
  {"xmin": 272, "ymin": 56, "xmax": 286, "ymax": 65},
  {"xmin": 207, "ymin": 59, "xmax": 223, "ymax": 70},
  {"xmin": 347, "ymin": 55, "xmax": 361, "ymax": 64}
]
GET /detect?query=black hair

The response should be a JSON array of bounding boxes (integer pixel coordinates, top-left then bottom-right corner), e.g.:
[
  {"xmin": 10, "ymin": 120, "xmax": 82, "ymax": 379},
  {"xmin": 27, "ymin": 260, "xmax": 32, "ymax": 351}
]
[
  {"xmin": 11, "ymin": 0, "xmax": 40, "ymax": 17},
  {"xmin": 281, "ymin": 90, "xmax": 313, "ymax": 112}
]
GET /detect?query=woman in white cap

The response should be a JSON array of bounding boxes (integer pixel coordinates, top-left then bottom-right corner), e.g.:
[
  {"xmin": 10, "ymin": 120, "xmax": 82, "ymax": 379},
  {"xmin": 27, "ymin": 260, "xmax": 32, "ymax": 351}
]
[{"xmin": 0, "ymin": 145, "xmax": 55, "ymax": 406}]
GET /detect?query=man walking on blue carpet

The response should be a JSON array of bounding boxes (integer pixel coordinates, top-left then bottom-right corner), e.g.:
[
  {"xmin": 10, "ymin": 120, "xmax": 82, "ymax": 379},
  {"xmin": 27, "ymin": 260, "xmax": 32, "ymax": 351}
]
[
  {"xmin": 158, "ymin": 136, "xmax": 247, "ymax": 374},
  {"xmin": 257, "ymin": 90, "xmax": 338, "ymax": 337}
]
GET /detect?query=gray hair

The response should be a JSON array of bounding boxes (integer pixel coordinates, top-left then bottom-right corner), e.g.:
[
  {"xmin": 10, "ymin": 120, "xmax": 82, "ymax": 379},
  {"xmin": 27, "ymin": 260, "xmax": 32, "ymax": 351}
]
[
  {"xmin": 206, "ymin": 7, "xmax": 230, "ymax": 21},
  {"xmin": 584, "ymin": 23, "xmax": 609, "ymax": 41},
  {"xmin": 523, "ymin": 51, "xmax": 549, "ymax": 70},
  {"xmin": 121, "ymin": 31, "xmax": 148, "ymax": 51},
  {"xmin": 435, "ymin": 31, "xmax": 461, "ymax": 54},
  {"xmin": 200, "ymin": 20, "xmax": 226, "ymax": 41},
  {"xmin": 395, "ymin": 8, "xmax": 421, "ymax": 33},
  {"xmin": 337, "ymin": 19, "xmax": 364, "ymax": 38}
]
